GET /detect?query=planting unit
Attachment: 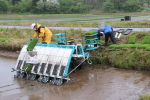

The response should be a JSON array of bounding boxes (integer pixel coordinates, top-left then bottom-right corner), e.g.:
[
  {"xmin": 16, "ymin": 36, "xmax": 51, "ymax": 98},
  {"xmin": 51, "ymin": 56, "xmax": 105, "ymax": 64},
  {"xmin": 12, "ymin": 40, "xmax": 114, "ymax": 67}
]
[{"xmin": 12, "ymin": 32, "xmax": 99, "ymax": 85}]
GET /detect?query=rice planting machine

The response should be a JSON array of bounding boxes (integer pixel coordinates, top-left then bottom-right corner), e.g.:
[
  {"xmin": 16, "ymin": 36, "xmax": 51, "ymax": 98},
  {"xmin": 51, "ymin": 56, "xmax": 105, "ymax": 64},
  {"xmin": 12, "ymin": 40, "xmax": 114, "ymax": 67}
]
[{"xmin": 12, "ymin": 31, "xmax": 101, "ymax": 85}]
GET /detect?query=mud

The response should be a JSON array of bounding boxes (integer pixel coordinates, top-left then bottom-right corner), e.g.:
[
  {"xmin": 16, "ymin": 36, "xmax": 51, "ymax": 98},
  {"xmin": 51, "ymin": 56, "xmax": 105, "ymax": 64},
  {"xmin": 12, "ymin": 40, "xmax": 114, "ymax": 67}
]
[
  {"xmin": 0, "ymin": 50, "xmax": 19, "ymax": 58},
  {"xmin": 0, "ymin": 56, "xmax": 150, "ymax": 100}
]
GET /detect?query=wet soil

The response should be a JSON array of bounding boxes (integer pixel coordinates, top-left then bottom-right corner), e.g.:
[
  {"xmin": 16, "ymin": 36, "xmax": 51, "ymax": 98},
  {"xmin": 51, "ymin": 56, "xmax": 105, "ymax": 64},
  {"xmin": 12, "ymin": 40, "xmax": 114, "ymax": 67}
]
[
  {"xmin": 0, "ymin": 52, "xmax": 150, "ymax": 100},
  {"xmin": 0, "ymin": 50, "xmax": 19, "ymax": 59}
]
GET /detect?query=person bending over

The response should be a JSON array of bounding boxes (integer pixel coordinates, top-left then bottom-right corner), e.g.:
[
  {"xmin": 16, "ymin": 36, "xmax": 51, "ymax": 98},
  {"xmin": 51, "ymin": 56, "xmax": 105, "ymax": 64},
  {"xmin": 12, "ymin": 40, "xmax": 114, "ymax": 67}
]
[
  {"xmin": 103, "ymin": 25, "xmax": 117, "ymax": 46},
  {"xmin": 31, "ymin": 23, "xmax": 53, "ymax": 44}
]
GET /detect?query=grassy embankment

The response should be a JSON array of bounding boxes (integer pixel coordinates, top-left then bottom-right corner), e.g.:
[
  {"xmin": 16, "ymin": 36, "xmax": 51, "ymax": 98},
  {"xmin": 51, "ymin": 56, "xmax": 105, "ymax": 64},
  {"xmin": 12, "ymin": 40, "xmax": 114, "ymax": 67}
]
[{"xmin": 0, "ymin": 22, "xmax": 150, "ymax": 71}]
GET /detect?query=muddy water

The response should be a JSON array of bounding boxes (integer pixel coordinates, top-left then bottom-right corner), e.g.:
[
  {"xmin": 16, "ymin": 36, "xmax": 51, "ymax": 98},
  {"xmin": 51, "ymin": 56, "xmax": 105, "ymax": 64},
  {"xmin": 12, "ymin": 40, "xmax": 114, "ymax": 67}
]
[{"xmin": 0, "ymin": 57, "xmax": 150, "ymax": 100}]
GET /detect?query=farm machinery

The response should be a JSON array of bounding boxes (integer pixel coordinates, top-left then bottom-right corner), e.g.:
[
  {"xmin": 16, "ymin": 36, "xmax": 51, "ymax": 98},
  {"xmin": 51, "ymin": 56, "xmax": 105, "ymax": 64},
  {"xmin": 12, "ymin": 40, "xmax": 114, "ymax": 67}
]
[{"xmin": 12, "ymin": 31, "xmax": 101, "ymax": 85}]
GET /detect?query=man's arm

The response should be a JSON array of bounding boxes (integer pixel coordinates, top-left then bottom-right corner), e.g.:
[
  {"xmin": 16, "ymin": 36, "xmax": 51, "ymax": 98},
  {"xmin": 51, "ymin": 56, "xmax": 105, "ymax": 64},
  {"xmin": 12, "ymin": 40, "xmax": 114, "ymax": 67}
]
[
  {"xmin": 33, "ymin": 32, "xmax": 38, "ymax": 38},
  {"xmin": 38, "ymin": 28, "xmax": 45, "ymax": 38}
]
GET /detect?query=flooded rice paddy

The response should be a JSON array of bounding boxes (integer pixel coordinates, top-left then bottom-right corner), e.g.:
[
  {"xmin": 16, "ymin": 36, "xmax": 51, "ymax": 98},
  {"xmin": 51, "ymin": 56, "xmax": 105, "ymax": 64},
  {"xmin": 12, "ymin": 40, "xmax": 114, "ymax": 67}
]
[
  {"xmin": 0, "ymin": 14, "xmax": 150, "ymax": 22},
  {"xmin": 0, "ymin": 56, "xmax": 150, "ymax": 100}
]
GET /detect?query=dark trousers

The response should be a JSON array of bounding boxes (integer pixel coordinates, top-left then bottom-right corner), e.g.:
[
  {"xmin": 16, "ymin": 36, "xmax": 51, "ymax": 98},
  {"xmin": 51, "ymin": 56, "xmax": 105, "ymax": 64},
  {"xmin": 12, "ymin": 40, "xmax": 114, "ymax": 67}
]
[{"xmin": 105, "ymin": 32, "xmax": 117, "ymax": 45}]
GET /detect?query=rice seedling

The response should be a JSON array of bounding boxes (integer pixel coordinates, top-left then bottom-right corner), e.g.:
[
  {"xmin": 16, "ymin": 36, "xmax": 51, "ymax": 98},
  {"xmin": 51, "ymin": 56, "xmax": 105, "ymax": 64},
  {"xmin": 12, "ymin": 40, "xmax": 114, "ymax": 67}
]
[
  {"xmin": 138, "ymin": 44, "xmax": 150, "ymax": 49},
  {"xmin": 145, "ymin": 46, "xmax": 150, "ymax": 51},
  {"xmin": 27, "ymin": 38, "xmax": 38, "ymax": 51},
  {"xmin": 84, "ymin": 30, "xmax": 97, "ymax": 35},
  {"xmin": 84, "ymin": 30, "xmax": 97, "ymax": 39},
  {"xmin": 23, "ymin": 63, "xmax": 33, "ymax": 72},
  {"xmin": 0, "ymin": 38, "xmax": 10, "ymax": 42},
  {"xmin": 97, "ymin": 40, "xmax": 105, "ymax": 44},
  {"xmin": 128, "ymin": 36, "xmax": 136, "ymax": 44},
  {"xmin": 142, "ymin": 36, "xmax": 150, "ymax": 44}
]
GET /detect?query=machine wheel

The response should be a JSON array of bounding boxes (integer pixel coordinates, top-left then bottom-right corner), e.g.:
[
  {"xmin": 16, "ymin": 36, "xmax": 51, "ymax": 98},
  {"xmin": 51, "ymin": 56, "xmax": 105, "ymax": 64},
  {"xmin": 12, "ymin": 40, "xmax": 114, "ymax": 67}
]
[
  {"xmin": 38, "ymin": 76, "xmax": 43, "ymax": 82},
  {"xmin": 14, "ymin": 71, "xmax": 21, "ymax": 78},
  {"xmin": 50, "ymin": 78, "xmax": 55, "ymax": 85},
  {"xmin": 26, "ymin": 73, "xmax": 31, "ymax": 79},
  {"xmin": 30, "ymin": 74, "xmax": 37, "ymax": 80},
  {"xmin": 55, "ymin": 78, "xmax": 63, "ymax": 85},
  {"xmin": 41, "ymin": 76, "xmax": 49, "ymax": 83},
  {"xmin": 19, "ymin": 72, "xmax": 25, "ymax": 78}
]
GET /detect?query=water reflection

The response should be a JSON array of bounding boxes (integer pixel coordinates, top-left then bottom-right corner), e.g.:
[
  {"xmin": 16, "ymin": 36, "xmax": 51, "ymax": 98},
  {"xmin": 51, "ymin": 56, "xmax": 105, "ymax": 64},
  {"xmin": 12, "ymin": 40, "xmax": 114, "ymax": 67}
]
[{"xmin": 0, "ymin": 57, "xmax": 16, "ymax": 86}]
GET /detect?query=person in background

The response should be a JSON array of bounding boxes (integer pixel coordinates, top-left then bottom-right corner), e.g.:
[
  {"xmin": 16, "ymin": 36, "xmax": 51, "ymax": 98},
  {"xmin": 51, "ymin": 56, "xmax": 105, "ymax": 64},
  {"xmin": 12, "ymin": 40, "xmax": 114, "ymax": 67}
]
[
  {"xmin": 31, "ymin": 23, "xmax": 53, "ymax": 44},
  {"xmin": 103, "ymin": 25, "xmax": 117, "ymax": 46}
]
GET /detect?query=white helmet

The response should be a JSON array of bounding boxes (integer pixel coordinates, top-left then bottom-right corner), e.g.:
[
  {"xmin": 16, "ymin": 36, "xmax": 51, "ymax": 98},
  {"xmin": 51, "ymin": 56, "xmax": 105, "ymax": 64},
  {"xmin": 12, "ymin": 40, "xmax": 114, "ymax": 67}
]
[{"xmin": 31, "ymin": 23, "xmax": 36, "ymax": 29}]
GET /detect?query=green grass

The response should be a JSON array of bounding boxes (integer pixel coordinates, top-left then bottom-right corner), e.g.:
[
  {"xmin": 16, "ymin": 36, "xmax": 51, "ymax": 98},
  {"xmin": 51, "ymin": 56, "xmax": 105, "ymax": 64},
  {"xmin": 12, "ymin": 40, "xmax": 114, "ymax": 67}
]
[
  {"xmin": 0, "ymin": 28, "xmax": 8, "ymax": 32},
  {"xmin": 140, "ymin": 94, "xmax": 150, "ymax": 100}
]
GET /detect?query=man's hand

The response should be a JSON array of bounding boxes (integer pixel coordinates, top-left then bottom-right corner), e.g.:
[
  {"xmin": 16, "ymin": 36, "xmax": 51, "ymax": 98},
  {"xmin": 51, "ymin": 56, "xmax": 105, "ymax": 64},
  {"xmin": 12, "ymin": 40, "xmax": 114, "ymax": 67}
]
[
  {"xmin": 100, "ymin": 32, "xmax": 104, "ymax": 36},
  {"xmin": 30, "ymin": 38, "xmax": 33, "ymax": 41}
]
